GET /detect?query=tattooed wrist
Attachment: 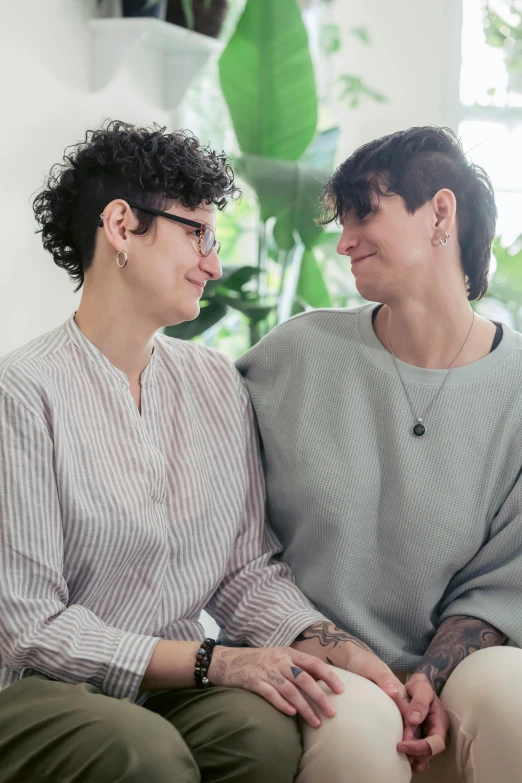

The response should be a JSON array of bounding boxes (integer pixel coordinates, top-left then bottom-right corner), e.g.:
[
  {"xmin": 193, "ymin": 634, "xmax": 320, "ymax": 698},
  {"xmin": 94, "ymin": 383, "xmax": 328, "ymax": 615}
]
[
  {"xmin": 415, "ymin": 615, "xmax": 507, "ymax": 695},
  {"xmin": 294, "ymin": 620, "xmax": 371, "ymax": 666}
]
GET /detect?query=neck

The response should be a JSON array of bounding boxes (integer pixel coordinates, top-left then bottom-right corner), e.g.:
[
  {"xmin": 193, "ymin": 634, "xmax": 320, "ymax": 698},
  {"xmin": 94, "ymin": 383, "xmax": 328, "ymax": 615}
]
[
  {"xmin": 373, "ymin": 294, "xmax": 494, "ymax": 370},
  {"xmin": 74, "ymin": 283, "xmax": 155, "ymax": 385}
]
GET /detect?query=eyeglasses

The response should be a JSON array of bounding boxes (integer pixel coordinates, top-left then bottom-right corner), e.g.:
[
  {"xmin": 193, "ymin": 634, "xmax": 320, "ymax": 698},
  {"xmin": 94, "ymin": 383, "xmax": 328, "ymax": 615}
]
[{"xmin": 127, "ymin": 203, "xmax": 221, "ymax": 257}]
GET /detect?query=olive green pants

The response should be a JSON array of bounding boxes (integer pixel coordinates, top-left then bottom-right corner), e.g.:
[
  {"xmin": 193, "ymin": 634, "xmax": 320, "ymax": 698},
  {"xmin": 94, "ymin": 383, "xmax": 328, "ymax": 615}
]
[{"xmin": 0, "ymin": 673, "xmax": 302, "ymax": 783}]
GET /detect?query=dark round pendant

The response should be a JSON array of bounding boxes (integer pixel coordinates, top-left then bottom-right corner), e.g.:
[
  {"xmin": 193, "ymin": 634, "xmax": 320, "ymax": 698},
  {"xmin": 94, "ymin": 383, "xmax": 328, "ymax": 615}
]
[{"xmin": 413, "ymin": 422, "xmax": 426, "ymax": 437}]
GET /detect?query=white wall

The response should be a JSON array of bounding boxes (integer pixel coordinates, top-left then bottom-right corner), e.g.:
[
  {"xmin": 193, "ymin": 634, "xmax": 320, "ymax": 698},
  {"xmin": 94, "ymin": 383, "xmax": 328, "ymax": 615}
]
[
  {"xmin": 0, "ymin": 0, "xmax": 460, "ymax": 357},
  {"xmin": 0, "ymin": 0, "xmax": 171, "ymax": 356},
  {"xmin": 328, "ymin": 0, "xmax": 460, "ymax": 162}
]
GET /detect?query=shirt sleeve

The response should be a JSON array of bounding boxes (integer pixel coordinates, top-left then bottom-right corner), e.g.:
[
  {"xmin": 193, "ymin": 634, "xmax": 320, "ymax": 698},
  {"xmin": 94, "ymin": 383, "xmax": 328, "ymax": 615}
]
[
  {"xmin": 204, "ymin": 372, "xmax": 326, "ymax": 647},
  {"xmin": 0, "ymin": 388, "xmax": 160, "ymax": 701},
  {"xmin": 439, "ymin": 467, "xmax": 522, "ymax": 645}
]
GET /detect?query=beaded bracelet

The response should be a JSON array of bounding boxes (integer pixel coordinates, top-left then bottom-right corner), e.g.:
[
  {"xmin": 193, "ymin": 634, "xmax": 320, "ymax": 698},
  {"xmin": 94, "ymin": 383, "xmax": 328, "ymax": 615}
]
[{"xmin": 194, "ymin": 637, "xmax": 216, "ymax": 689}]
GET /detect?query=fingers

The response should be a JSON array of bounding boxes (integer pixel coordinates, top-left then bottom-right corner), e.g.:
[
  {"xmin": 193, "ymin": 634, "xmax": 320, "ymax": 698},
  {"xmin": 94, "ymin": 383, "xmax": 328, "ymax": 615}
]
[
  {"xmin": 292, "ymin": 650, "xmax": 345, "ymax": 695},
  {"xmin": 255, "ymin": 680, "xmax": 298, "ymax": 719},
  {"xmin": 287, "ymin": 667, "xmax": 336, "ymax": 718},
  {"xmin": 397, "ymin": 738, "xmax": 434, "ymax": 757},
  {"xmin": 276, "ymin": 680, "xmax": 323, "ymax": 728},
  {"xmin": 406, "ymin": 678, "xmax": 436, "ymax": 727},
  {"xmin": 374, "ymin": 672, "xmax": 410, "ymax": 717},
  {"xmin": 428, "ymin": 699, "xmax": 450, "ymax": 740}
]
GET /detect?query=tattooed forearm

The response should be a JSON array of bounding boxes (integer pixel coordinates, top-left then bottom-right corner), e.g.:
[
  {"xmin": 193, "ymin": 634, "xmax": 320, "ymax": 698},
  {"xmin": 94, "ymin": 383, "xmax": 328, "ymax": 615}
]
[
  {"xmin": 416, "ymin": 615, "xmax": 507, "ymax": 695},
  {"xmin": 295, "ymin": 621, "xmax": 371, "ymax": 652},
  {"xmin": 293, "ymin": 621, "xmax": 371, "ymax": 667}
]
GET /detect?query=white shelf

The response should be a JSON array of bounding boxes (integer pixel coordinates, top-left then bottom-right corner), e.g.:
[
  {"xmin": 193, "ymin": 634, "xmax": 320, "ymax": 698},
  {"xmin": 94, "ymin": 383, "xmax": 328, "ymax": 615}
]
[{"xmin": 89, "ymin": 18, "xmax": 223, "ymax": 111}]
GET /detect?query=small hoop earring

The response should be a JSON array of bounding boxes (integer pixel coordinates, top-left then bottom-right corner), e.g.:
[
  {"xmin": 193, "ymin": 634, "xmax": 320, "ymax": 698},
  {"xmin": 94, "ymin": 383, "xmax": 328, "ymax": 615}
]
[
  {"xmin": 439, "ymin": 230, "xmax": 450, "ymax": 246},
  {"xmin": 116, "ymin": 251, "xmax": 128, "ymax": 268},
  {"xmin": 99, "ymin": 212, "xmax": 108, "ymax": 228}
]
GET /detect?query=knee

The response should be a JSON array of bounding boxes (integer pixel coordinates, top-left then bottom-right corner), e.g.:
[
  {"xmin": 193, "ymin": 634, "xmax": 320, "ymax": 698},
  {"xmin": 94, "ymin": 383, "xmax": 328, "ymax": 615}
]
[
  {"xmin": 442, "ymin": 646, "xmax": 522, "ymax": 723},
  {"xmin": 72, "ymin": 701, "xmax": 198, "ymax": 783},
  {"xmin": 212, "ymin": 688, "xmax": 302, "ymax": 781},
  {"xmin": 298, "ymin": 668, "xmax": 410, "ymax": 783}
]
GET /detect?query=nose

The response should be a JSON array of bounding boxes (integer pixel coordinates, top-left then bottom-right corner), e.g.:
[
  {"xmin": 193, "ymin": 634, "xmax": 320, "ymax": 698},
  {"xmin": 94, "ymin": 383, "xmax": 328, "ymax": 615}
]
[
  {"xmin": 337, "ymin": 226, "xmax": 361, "ymax": 257},
  {"xmin": 200, "ymin": 249, "xmax": 222, "ymax": 281}
]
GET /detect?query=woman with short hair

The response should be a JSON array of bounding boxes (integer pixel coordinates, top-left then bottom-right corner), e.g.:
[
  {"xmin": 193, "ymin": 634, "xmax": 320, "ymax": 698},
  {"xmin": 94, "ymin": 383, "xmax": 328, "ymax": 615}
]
[{"xmin": 238, "ymin": 126, "xmax": 522, "ymax": 782}]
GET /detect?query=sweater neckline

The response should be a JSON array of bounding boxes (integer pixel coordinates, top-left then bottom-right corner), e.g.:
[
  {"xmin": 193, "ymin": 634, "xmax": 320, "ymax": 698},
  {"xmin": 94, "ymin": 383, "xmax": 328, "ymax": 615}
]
[{"xmin": 357, "ymin": 303, "xmax": 519, "ymax": 386}]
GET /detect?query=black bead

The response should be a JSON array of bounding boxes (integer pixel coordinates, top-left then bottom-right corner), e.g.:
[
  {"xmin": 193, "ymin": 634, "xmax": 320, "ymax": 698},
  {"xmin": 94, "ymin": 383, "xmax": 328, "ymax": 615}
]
[{"xmin": 413, "ymin": 423, "xmax": 426, "ymax": 436}]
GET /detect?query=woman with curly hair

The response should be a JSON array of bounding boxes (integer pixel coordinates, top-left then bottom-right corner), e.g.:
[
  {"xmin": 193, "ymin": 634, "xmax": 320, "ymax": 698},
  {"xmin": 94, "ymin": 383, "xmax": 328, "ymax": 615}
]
[{"xmin": 0, "ymin": 119, "xmax": 403, "ymax": 783}]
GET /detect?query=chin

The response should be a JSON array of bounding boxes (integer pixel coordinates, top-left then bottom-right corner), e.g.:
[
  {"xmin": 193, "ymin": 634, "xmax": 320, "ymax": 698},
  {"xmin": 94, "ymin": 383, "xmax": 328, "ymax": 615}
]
[{"xmin": 354, "ymin": 282, "xmax": 380, "ymax": 303}]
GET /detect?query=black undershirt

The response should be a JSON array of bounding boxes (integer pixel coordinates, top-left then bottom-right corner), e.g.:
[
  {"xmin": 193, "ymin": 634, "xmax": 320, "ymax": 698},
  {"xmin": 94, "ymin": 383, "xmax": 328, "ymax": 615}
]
[{"xmin": 371, "ymin": 304, "xmax": 503, "ymax": 353}]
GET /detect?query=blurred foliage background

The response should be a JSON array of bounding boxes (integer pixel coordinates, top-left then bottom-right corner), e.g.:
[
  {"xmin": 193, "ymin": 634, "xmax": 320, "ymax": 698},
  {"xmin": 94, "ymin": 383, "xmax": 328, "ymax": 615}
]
[{"xmin": 167, "ymin": 0, "xmax": 522, "ymax": 359}]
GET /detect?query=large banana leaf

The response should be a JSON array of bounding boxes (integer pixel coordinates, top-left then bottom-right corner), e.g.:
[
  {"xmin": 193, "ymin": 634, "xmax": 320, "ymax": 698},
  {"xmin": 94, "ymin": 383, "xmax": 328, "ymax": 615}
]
[
  {"xmin": 235, "ymin": 154, "xmax": 330, "ymax": 250},
  {"xmin": 219, "ymin": 0, "xmax": 317, "ymax": 160},
  {"xmin": 296, "ymin": 249, "xmax": 331, "ymax": 308}
]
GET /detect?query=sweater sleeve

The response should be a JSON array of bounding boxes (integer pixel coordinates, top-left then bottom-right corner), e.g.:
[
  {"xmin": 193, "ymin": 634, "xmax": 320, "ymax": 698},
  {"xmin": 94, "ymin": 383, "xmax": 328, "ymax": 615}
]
[
  {"xmin": 204, "ymin": 372, "xmax": 326, "ymax": 647},
  {"xmin": 439, "ymin": 467, "xmax": 522, "ymax": 645},
  {"xmin": 0, "ymin": 388, "xmax": 160, "ymax": 701}
]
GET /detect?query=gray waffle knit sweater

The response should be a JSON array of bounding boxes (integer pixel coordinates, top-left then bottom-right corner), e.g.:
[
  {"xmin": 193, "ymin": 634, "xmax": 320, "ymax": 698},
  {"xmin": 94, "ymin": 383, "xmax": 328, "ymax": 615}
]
[{"xmin": 237, "ymin": 303, "xmax": 522, "ymax": 670}]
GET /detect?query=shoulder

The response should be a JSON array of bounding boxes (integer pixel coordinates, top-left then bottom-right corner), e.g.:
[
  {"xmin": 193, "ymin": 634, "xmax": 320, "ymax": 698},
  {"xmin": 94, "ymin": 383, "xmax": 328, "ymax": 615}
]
[
  {"xmin": 267, "ymin": 305, "xmax": 365, "ymax": 342},
  {"xmin": 155, "ymin": 332, "xmax": 244, "ymax": 396},
  {"xmin": 237, "ymin": 305, "xmax": 369, "ymax": 375},
  {"xmin": 0, "ymin": 323, "xmax": 71, "ymax": 417}
]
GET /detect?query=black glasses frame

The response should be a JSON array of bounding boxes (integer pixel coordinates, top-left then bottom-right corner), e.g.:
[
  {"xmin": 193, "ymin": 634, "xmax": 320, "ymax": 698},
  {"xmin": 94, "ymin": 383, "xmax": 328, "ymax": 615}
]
[{"xmin": 127, "ymin": 203, "xmax": 221, "ymax": 257}]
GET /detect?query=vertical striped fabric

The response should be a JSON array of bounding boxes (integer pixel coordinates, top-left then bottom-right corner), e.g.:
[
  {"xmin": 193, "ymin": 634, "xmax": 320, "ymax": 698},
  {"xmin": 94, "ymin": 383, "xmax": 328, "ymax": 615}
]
[{"xmin": 0, "ymin": 317, "xmax": 324, "ymax": 703}]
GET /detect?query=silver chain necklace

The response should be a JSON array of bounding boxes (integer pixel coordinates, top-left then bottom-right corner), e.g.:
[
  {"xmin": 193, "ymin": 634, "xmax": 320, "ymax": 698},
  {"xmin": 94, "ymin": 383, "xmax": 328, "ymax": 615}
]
[{"xmin": 386, "ymin": 310, "xmax": 475, "ymax": 437}]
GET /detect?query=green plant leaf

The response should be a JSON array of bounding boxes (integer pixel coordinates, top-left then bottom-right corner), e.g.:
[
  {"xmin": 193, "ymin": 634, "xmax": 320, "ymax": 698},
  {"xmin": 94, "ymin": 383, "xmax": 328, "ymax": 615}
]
[
  {"xmin": 215, "ymin": 295, "xmax": 275, "ymax": 323},
  {"xmin": 489, "ymin": 238, "xmax": 522, "ymax": 303},
  {"xmin": 349, "ymin": 26, "xmax": 370, "ymax": 44},
  {"xmin": 338, "ymin": 75, "xmax": 387, "ymax": 109},
  {"xmin": 180, "ymin": 0, "xmax": 195, "ymax": 29},
  {"xmin": 164, "ymin": 300, "xmax": 227, "ymax": 340},
  {"xmin": 320, "ymin": 23, "xmax": 341, "ymax": 54},
  {"xmin": 296, "ymin": 249, "xmax": 331, "ymax": 308},
  {"xmin": 301, "ymin": 127, "xmax": 340, "ymax": 170},
  {"xmin": 219, "ymin": 0, "xmax": 318, "ymax": 160},
  {"xmin": 219, "ymin": 266, "xmax": 259, "ymax": 291},
  {"xmin": 236, "ymin": 154, "xmax": 330, "ymax": 250}
]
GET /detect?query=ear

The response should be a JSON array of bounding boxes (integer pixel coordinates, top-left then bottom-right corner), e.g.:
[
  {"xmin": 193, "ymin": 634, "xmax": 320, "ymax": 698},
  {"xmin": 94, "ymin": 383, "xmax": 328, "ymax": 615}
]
[
  {"xmin": 98, "ymin": 200, "xmax": 138, "ymax": 253},
  {"xmin": 431, "ymin": 189, "xmax": 457, "ymax": 245}
]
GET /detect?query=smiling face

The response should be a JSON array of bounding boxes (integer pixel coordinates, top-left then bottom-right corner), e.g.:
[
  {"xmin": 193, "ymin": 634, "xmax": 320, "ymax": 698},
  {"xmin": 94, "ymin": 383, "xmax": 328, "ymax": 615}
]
[
  {"xmin": 97, "ymin": 199, "xmax": 222, "ymax": 329},
  {"xmin": 336, "ymin": 192, "xmax": 445, "ymax": 304}
]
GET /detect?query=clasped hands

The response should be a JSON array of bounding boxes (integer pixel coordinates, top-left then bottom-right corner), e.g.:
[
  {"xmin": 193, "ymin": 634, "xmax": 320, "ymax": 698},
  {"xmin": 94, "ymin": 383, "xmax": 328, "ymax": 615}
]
[{"xmin": 335, "ymin": 648, "xmax": 449, "ymax": 774}]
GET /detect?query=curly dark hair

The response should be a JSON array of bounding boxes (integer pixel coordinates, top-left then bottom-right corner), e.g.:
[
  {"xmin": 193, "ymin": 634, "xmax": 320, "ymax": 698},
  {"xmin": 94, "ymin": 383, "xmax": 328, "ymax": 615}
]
[
  {"xmin": 33, "ymin": 120, "xmax": 240, "ymax": 290},
  {"xmin": 320, "ymin": 126, "xmax": 497, "ymax": 301}
]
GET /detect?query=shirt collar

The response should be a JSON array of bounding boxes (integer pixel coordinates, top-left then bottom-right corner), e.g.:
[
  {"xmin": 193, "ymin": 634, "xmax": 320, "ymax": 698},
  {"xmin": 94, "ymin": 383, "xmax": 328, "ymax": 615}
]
[{"xmin": 65, "ymin": 315, "xmax": 157, "ymax": 387}]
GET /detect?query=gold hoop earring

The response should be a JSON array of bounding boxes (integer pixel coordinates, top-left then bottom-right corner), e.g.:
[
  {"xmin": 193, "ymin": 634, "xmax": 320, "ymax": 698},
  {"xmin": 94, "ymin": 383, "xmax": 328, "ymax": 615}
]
[
  {"xmin": 439, "ymin": 231, "xmax": 450, "ymax": 246},
  {"xmin": 116, "ymin": 251, "xmax": 128, "ymax": 268}
]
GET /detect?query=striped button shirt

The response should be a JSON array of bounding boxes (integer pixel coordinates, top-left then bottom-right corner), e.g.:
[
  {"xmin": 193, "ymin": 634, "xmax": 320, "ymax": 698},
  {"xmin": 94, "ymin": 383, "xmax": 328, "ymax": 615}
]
[{"xmin": 0, "ymin": 317, "xmax": 323, "ymax": 703}]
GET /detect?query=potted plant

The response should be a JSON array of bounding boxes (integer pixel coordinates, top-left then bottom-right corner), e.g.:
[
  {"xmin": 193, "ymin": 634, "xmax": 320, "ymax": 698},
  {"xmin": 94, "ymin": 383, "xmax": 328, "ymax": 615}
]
[{"xmin": 166, "ymin": 0, "xmax": 229, "ymax": 38}]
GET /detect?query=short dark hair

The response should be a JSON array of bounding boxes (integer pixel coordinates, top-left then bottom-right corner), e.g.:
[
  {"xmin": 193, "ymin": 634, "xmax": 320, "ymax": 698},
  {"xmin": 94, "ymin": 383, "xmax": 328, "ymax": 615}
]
[
  {"xmin": 33, "ymin": 120, "xmax": 240, "ymax": 291},
  {"xmin": 320, "ymin": 126, "xmax": 497, "ymax": 300}
]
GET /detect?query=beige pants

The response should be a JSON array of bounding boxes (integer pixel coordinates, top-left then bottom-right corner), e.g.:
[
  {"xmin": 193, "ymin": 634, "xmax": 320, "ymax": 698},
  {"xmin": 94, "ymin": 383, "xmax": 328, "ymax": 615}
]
[{"xmin": 298, "ymin": 646, "xmax": 522, "ymax": 783}]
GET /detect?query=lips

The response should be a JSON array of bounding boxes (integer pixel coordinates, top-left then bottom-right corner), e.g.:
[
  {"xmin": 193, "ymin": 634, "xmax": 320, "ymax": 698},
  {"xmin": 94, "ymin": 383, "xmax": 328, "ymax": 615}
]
[
  {"xmin": 187, "ymin": 278, "xmax": 205, "ymax": 292},
  {"xmin": 351, "ymin": 252, "xmax": 376, "ymax": 265}
]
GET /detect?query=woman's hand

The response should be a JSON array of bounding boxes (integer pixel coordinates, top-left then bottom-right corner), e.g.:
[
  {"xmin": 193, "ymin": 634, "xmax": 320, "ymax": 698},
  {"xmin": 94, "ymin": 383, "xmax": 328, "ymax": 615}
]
[
  {"xmin": 208, "ymin": 646, "xmax": 345, "ymax": 727},
  {"xmin": 397, "ymin": 673, "xmax": 449, "ymax": 773},
  {"xmin": 338, "ymin": 644, "xmax": 411, "ymax": 719},
  {"xmin": 293, "ymin": 621, "xmax": 410, "ymax": 718}
]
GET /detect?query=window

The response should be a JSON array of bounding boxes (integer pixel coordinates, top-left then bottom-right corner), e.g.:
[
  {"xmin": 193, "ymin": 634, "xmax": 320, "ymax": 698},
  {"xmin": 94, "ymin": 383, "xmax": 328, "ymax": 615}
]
[{"xmin": 457, "ymin": 0, "xmax": 522, "ymax": 244}]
